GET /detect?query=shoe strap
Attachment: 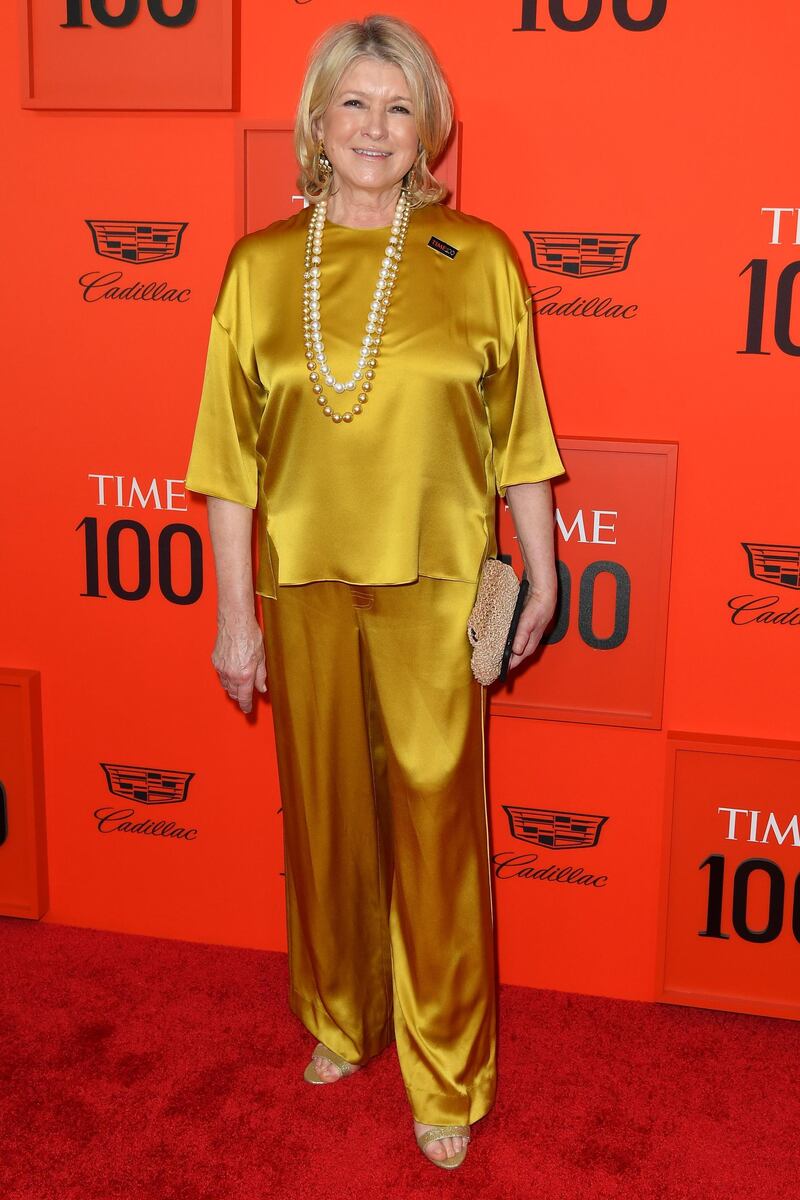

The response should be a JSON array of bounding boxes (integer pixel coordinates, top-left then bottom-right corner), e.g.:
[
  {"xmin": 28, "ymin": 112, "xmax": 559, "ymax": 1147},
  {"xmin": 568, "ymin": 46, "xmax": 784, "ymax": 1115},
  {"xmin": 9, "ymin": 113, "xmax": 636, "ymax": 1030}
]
[
  {"xmin": 313, "ymin": 1042, "xmax": 355, "ymax": 1076},
  {"xmin": 416, "ymin": 1124, "xmax": 470, "ymax": 1149}
]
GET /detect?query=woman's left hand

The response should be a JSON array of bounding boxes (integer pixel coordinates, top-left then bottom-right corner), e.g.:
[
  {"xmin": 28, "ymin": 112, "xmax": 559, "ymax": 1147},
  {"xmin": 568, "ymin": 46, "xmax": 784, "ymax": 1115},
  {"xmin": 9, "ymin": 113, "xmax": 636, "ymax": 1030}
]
[{"xmin": 506, "ymin": 589, "xmax": 557, "ymax": 673}]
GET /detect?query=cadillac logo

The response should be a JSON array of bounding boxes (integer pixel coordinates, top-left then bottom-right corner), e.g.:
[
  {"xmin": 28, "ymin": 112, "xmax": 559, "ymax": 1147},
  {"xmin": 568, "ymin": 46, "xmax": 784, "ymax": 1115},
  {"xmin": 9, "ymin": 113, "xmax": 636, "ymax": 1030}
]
[
  {"xmin": 741, "ymin": 542, "xmax": 800, "ymax": 591},
  {"xmin": 503, "ymin": 805, "xmax": 608, "ymax": 850},
  {"xmin": 524, "ymin": 231, "xmax": 638, "ymax": 278},
  {"xmin": 100, "ymin": 763, "xmax": 195, "ymax": 805},
  {"xmin": 86, "ymin": 219, "xmax": 187, "ymax": 264}
]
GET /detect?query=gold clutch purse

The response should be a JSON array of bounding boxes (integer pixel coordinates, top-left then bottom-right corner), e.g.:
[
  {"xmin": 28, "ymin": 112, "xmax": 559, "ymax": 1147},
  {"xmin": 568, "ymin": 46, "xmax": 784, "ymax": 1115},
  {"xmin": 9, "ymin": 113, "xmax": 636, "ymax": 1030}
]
[{"xmin": 467, "ymin": 558, "xmax": 529, "ymax": 686}]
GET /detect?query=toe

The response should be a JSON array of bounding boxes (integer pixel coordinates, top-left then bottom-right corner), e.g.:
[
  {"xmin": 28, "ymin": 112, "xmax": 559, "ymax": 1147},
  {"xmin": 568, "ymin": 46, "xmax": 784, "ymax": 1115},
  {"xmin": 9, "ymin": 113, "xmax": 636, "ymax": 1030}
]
[
  {"xmin": 415, "ymin": 1121, "xmax": 469, "ymax": 1163},
  {"xmin": 314, "ymin": 1055, "xmax": 333, "ymax": 1081}
]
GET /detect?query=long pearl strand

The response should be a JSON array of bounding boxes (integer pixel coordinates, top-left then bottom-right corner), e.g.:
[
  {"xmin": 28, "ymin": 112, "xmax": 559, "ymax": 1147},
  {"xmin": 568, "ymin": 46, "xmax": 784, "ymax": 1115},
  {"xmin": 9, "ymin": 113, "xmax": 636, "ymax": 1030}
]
[{"xmin": 302, "ymin": 189, "xmax": 411, "ymax": 424}]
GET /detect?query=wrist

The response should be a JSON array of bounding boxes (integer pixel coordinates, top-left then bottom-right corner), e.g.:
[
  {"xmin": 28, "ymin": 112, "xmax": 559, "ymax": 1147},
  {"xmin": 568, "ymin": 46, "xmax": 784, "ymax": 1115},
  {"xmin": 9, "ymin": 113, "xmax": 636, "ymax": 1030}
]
[
  {"xmin": 217, "ymin": 605, "xmax": 256, "ymax": 626},
  {"xmin": 528, "ymin": 581, "xmax": 557, "ymax": 607}
]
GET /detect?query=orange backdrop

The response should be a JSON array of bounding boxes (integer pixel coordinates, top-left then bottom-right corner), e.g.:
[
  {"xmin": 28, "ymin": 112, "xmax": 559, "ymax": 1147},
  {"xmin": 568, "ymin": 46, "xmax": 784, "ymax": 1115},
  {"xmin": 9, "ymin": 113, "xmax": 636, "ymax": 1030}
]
[{"xmin": 2, "ymin": 1, "xmax": 799, "ymax": 1016}]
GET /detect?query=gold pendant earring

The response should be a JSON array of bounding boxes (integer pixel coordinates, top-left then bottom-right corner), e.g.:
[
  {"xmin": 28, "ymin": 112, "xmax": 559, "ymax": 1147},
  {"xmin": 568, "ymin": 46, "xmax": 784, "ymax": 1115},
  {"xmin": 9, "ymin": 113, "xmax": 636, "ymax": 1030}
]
[
  {"xmin": 407, "ymin": 146, "xmax": 424, "ymax": 190},
  {"xmin": 318, "ymin": 140, "xmax": 333, "ymax": 178}
]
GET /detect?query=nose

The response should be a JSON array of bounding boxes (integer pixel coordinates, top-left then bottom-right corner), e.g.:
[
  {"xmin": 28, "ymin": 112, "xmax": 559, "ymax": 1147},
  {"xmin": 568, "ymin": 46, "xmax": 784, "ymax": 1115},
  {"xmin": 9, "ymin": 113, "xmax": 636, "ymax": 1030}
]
[{"xmin": 361, "ymin": 106, "xmax": 389, "ymax": 140}]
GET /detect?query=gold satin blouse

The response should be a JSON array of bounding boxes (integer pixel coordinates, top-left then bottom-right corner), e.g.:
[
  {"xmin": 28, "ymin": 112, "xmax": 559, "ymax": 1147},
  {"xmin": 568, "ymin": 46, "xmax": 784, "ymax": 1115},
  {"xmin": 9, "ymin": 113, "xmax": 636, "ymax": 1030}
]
[{"xmin": 184, "ymin": 202, "xmax": 566, "ymax": 600}]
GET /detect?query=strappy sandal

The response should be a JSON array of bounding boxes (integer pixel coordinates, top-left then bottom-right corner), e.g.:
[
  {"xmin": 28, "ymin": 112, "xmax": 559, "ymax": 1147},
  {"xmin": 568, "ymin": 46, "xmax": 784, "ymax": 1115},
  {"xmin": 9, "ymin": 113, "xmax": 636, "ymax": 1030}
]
[
  {"xmin": 303, "ymin": 1041, "xmax": 359, "ymax": 1085},
  {"xmin": 415, "ymin": 1123, "xmax": 471, "ymax": 1170}
]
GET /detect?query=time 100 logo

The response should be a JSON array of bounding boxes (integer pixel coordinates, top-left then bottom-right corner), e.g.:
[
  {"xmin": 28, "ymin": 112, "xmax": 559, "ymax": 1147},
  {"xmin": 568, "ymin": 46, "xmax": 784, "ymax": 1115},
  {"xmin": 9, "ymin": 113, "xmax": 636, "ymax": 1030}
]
[
  {"xmin": 61, "ymin": 0, "xmax": 196, "ymax": 28},
  {"xmin": 701, "ymin": 855, "xmax": 800, "ymax": 945},
  {"xmin": 76, "ymin": 517, "xmax": 203, "ymax": 605},
  {"xmin": 515, "ymin": 0, "xmax": 666, "ymax": 31}
]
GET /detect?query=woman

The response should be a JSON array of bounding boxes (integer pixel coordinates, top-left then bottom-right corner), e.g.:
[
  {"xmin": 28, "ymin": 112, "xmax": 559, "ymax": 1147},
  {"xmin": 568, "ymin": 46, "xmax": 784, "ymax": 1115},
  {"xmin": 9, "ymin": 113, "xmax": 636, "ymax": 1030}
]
[{"xmin": 184, "ymin": 14, "xmax": 565, "ymax": 1170}]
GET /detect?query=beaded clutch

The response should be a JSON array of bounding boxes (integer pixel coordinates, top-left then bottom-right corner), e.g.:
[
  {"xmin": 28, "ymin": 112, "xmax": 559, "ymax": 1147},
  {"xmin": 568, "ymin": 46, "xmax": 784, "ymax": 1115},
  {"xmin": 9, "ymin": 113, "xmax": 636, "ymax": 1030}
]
[{"xmin": 467, "ymin": 558, "xmax": 529, "ymax": 686}]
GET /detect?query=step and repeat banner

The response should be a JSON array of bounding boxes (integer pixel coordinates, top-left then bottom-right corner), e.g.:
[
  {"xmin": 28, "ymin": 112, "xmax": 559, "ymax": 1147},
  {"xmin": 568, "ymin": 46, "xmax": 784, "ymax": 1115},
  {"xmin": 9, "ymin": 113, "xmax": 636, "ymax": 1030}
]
[{"xmin": 2, "ymin": 1, "xmax": 798, "ymax": 1018}]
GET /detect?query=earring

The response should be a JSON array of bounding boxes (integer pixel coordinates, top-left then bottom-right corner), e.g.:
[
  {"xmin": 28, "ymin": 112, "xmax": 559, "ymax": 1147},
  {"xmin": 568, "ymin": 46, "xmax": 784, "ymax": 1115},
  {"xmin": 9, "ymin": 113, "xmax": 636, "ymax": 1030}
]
[
  {"xmin": 406, "ymin": 149, "xmax": 423, "ymax": 190},
  {"xmin": 318, "ymin": 140, "xmax": 333, "ymax": 178}
]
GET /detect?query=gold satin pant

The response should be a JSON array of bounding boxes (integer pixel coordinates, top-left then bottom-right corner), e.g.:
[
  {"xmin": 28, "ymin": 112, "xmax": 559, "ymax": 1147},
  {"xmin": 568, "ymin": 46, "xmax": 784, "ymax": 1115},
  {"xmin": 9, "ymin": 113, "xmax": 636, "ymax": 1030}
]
[{"xmin": 260, "ymin": 575, "xmax": 497, "ymax": 1125}]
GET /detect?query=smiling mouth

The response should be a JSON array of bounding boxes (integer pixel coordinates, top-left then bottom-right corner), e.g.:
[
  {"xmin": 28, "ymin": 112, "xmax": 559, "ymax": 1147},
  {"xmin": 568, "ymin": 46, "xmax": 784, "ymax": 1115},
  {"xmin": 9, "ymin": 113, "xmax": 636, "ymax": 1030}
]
[{"xmin": 352, "ymin": 148, "xmax": 392, "ymax": 158}]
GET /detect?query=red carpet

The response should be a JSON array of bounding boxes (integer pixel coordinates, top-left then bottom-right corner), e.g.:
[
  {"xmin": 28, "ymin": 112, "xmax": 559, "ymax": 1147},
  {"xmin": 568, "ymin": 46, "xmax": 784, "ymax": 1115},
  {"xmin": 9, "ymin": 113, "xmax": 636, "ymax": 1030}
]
[{"xmin": 0, "ymin": 916, "xmax": 796, "ymax": 1200}]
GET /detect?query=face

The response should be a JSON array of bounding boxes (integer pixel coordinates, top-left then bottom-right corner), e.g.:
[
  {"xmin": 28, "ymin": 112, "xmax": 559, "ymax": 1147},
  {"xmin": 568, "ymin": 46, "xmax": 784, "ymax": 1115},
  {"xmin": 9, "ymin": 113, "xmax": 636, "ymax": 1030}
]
[{"xmin": 313, "ymin": 56, "xmax": 420, "ymax": 198}]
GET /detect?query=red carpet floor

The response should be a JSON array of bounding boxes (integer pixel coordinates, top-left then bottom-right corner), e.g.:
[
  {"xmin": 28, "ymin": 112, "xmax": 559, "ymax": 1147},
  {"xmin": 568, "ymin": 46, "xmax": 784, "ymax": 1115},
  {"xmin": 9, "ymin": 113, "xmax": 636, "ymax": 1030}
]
[{"xmin": 0, "ymin": 916, "xmax": 797, "ymax": 1200}]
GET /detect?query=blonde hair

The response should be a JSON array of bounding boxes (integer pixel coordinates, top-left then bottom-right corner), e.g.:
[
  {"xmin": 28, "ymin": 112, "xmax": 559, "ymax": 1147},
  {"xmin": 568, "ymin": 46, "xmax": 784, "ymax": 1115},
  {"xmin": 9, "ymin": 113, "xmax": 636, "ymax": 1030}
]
[{"xmin": 294, "ymin": 14, "xmax": 454, "ymax": 210}]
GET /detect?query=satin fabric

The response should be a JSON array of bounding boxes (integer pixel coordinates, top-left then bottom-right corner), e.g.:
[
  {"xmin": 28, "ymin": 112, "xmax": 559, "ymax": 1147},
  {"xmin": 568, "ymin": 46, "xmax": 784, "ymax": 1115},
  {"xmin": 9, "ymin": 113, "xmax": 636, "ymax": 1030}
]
[
  {"xmin": 184, "ymin": 202, "xmax": 566, "ymax": 599},
  {"xmin": 261, "ymin": 575, "xmax": 496, "ymax": 1125}
]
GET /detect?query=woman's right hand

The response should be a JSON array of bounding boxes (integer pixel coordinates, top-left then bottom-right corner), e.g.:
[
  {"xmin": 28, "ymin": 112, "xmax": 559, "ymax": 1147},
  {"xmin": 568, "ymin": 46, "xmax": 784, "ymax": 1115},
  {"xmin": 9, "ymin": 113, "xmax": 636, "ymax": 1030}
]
[{"xmin": 211, "ymin": 609, "xmax": 268, "ymax": 714}]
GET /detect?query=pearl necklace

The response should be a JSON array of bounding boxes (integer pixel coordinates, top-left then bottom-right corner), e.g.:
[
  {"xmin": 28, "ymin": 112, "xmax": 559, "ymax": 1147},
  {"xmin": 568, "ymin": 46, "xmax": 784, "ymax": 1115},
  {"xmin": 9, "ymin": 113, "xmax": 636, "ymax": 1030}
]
[{"xmin": 302, "ymin": 189, "xmax": 411, "ymax": 424}]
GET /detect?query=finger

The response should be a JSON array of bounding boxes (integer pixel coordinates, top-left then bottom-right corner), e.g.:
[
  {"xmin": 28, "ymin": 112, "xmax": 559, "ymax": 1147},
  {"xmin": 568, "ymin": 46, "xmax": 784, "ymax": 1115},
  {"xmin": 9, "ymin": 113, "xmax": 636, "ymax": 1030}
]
[
  {"xmin": 237, "ymin": 679, "xmax": 255, "ymax": 714},
  {"xmin": 255, "ymin": 659, "xmax": 268, "ymax": 693},
  {"xmin": 219, "ymin": 671, "xmax": 246, "ymax": 704},
  {"xmin": 510, "ymin": 632, "xmax": 545, "ymax": 669},
  {"xmin": 508, "ymin": 631, "xmax": 537, "ymax": 670},
  {"xmin": 512, "ymin": 626, "xmax": 533, "ymax": 657}
]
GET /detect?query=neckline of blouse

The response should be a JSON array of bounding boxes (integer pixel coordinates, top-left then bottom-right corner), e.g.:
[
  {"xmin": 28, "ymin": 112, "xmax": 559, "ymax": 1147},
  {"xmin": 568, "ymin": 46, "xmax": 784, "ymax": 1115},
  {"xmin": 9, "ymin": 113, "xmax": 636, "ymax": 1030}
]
[{"xmin": 321, "ymin": 217, "xmax": 394, "ymax": 232}]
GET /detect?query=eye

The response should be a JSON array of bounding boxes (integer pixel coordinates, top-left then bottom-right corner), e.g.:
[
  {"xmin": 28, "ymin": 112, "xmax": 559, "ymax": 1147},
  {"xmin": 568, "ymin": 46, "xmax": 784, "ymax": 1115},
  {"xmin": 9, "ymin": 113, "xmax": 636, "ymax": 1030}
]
[
  {"xmin": 391, "ymin": 104, "xmax": 411, "ymax": 114},
  {"xmin": 343, "ymin": 98, "xmax": 363, "ymax": 107}
]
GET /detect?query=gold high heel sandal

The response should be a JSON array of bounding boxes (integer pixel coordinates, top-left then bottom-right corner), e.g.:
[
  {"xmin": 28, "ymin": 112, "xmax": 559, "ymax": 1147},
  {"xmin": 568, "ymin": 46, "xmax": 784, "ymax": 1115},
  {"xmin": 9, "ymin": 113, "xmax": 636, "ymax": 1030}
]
[
  {"xmin": 303, "ymin": 1041, "xmax": 359, "ymax": 1084},
  {"xmin": 415, "ymin": 1123, "xmax": 471, "ymax": 1170}
]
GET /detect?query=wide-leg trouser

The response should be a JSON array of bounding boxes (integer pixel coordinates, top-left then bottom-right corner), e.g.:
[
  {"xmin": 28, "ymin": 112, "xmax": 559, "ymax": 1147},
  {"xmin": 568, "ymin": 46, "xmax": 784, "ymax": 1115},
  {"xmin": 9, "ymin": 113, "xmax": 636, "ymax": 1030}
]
[{"xmin": 260, "ymin": 576, "xmax": 497, "ymax": 1125}]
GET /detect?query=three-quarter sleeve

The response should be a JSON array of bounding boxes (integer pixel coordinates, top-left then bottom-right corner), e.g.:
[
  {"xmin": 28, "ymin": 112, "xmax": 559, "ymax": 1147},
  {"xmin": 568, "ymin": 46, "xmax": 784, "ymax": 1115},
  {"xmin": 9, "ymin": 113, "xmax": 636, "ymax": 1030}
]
[
  {"xmin": 184, "ymin": 242, "xmax": 267, "ymax": 509},
  {"xmin": 481, "ymin": 294, "xmax": 566, "ymax": 499}
]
